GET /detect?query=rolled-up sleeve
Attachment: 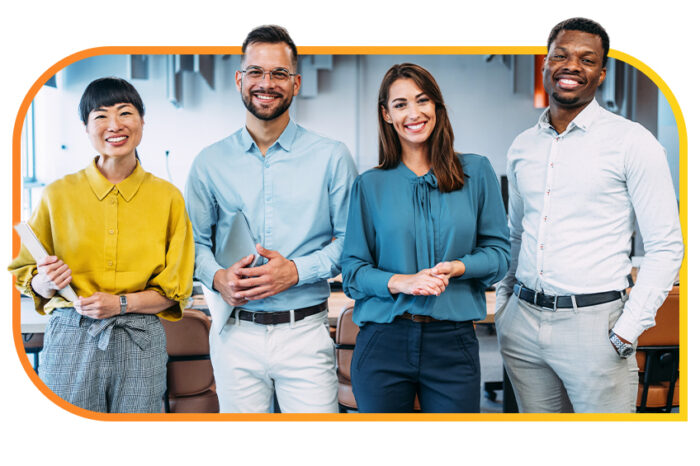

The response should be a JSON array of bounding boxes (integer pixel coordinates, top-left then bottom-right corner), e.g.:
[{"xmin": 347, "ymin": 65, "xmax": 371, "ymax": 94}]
[
  {"xmin": 146, "ymin": 193, "xmax": 195, "ymax": 321},
  {"xmin": 8, "ymin": 189, "xmax": 56, "ymax": 313}
]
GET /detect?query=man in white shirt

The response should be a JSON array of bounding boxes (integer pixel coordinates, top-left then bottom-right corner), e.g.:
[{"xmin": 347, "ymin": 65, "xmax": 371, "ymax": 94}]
[{"xmin": 495, "ymin": 17, "xmax": 684, "ymax": 413}]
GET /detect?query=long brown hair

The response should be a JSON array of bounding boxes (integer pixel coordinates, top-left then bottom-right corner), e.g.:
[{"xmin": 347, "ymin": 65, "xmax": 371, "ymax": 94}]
[{"xmin": 377, "ymin": 63, "xmax": 465, "ymax": 192}]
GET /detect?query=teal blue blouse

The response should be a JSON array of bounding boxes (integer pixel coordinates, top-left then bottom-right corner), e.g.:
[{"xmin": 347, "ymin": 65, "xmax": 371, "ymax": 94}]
[{"xmin": 341, "ymin": 153, "xmax": 510, "ymax": 326}]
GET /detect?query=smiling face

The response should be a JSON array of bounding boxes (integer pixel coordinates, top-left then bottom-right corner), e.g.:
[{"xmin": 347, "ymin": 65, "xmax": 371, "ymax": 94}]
[
  {"xmin": 382, "ymin": 78, "xmax": 437, "ymax": 153},
  {"xmin": 235, "ymin": 41, "xmax": 300, "ymax": 122},
  {"xmin": 85, "ymin": 103, "xmax": 143, "ymax": 160},
  {"xmin": 543, "ymin": 29, "xmax": 607, "ymax": 110}
]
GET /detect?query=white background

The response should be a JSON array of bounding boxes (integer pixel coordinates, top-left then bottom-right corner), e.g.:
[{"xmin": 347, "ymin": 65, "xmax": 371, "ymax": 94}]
[{"xmin": 1, "ymin": 1, "xmax": 695, "ymax": 463}]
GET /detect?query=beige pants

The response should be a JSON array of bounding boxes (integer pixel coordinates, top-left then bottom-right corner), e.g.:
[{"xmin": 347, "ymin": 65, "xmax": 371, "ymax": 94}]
[
  {"xmin": 210, "ymin": 311, "xmax": 338, "ymax": 413},
  {"xmin": 496, "ymin": 294, "xmax": 638, "ymax": 413}
]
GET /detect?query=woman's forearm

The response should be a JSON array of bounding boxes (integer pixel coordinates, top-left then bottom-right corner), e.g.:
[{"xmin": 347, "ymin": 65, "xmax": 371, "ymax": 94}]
[{"xmin": 125, "ymin": 290, "xmax": 178, "ymax": 315}]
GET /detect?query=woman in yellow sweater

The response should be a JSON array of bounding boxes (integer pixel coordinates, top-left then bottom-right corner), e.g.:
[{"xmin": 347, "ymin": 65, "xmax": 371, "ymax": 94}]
[{"xmin": 9, "ymin": 77, "xmax": 194, "ymax": 413}]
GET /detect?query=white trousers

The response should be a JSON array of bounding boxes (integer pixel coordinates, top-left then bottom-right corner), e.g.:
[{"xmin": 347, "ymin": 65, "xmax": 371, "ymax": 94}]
[
  {"xmin": 496, "ymin": 294, "xmax": 638, "ymax": 413},
  {"xmin": 210, "ymin": 310, "xmax": 339, "ymax": 413}
]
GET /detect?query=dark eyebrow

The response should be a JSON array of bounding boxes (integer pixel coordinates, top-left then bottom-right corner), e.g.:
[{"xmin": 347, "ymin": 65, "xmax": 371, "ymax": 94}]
[{"xmin": 390, "ymin": 97, "xmax": 407, "ymax": 105}]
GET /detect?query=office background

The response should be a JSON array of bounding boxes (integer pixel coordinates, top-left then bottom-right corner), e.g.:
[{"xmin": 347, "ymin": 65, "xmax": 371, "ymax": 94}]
[{"xmin": 21, "ymin": 53, "xmax": 680, "ymax": 223}]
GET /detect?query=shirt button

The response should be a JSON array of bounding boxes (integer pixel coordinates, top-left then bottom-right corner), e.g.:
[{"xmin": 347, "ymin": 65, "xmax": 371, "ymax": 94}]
[
  {"xmin": 107, "ymin": 261, "xmax": 113, "ymax": 266},
  {"xmin": 108, "ymin": 229, "xmax": 115, "ymax": 234}
]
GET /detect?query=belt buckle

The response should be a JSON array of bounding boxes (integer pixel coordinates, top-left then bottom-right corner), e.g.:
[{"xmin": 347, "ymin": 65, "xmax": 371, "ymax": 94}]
[{"xmin": 552, "ymin": 296, "xmax": 558, "ymax": 312}]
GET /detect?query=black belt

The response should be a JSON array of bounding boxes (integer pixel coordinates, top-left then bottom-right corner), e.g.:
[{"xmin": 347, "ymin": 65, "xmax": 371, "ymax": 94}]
[
  {"xmin": 233, "ymin": 301, "xmax": 327, "ymax": 325},
  {"xmin": 514, "ymin": 282, "xmax": 625, "ymax": 310},
  {"xmin": 395, "ymin": 313, "xmax": 473, "ymax": 325}
]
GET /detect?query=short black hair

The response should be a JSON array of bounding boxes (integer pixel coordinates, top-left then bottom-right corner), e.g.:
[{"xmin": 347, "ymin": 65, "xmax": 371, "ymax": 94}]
[
  {"xmin": 547, "ymin": 17, "xmax": 610, "ymax": 67},
  {"xmin": 79, "ymin": 77, "xmax": 145, "ymax": 124},
  {"xmin": 241, "ymin": 24, "xmax": 298, "ymax": 70}
]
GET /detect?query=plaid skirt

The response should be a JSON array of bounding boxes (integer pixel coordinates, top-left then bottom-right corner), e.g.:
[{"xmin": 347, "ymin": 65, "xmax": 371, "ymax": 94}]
[{"xmin": 39, "ymin": 308, "xmax": 167, "ymax": 413}]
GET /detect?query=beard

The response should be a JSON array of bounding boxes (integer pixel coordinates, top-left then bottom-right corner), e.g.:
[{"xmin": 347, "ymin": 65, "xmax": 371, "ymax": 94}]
[
  {"xmin": 241, "ymin": 89, "xmax": 293, "ymax": 121},
  {"xmin": 550, "ymin": 91, "xmax": 581, "ymax": 106}
]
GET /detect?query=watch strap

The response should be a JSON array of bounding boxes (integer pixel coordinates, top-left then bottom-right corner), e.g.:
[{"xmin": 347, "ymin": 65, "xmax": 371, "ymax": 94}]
[{"xmin": 119, "ymin": 295, "xmax": 127, "ymax": 315}]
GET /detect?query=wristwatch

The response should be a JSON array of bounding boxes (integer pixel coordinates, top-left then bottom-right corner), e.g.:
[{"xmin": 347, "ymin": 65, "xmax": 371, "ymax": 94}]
[
  {"xmin": 609, "ymin": 330, "xmax": 634, "ymax": 358},
  {"xmin": 119, "ymin": 295, "xmax": 128, "ymax": 315}
]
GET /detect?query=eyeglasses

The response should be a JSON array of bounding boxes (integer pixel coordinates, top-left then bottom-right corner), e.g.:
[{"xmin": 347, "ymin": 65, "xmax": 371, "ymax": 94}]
[{"xmin": 240, "ymin": 66, "xmax": 297, "ymax": 82}]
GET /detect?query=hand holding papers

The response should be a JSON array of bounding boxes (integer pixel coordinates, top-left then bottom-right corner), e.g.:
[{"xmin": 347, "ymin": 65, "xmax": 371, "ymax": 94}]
[
  {"xmin": 203, "ymin": 212, "xmax": 263, "ymax": 334},
  {"xmin": 14, "ymin": 222, "xmax": 79, "ymax": 303}
]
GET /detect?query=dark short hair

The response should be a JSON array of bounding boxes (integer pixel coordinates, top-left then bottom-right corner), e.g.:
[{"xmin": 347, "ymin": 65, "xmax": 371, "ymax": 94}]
[
  {"xmin": 78, "ymin": 77, "xmax": 145, "ymax": 124},
  {"xmin": 377, "ymin": 63, "xmax": 465, "ymax": 193},
  {"xmin": 547, "ymin": 17, "xmax": 610, "ymax": 67},
  {"xmin": 242, "ymin": 24, "xmax": 298, "ymax": 70}
]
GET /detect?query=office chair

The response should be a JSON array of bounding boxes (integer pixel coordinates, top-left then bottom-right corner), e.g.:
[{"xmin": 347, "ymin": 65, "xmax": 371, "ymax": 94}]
[
  {"xmin": 636, "ymin": 286, "xmax": 680, "ymax": 413},
  {"xmin": 160, "ymin": 309, "xmax": 219, "ymax": 413}
]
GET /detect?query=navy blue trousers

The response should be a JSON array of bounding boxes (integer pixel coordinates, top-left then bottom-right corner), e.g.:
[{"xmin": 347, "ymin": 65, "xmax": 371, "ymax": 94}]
[{"xmin": 351, "ymin": 319, "xmax": 481, "ymax": 413}]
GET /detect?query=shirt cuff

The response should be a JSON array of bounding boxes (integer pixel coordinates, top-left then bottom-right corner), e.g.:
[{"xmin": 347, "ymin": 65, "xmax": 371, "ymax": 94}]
[
  {"xmin": 611, "ymin": 312, "xmax": 644, "ymax": 343},
  {"xmin": 292, "ymin": 255, "xmax": 320, "ymax": 286},
  {"xmin": 197, "ymin": 255, "xmax": 223, "ymax": 291},
  {"xmin": 457, "ymin": 254, "xmax": 490, "ymax": 279}
]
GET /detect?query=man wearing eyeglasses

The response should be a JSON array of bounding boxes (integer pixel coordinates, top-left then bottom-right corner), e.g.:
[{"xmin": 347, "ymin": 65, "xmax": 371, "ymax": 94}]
[{"xmin": 185, "ymin": 25, "xmax": 357, "ymax": 413}]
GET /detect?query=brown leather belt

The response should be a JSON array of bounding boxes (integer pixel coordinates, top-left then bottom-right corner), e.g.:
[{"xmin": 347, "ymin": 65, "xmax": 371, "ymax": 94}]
[
  {"xmin": 396, "ymin": 312, "xmax": 441, "ymax": 323},
  {"xmin": 233, "ymin": 301, "xmax": 327, "ymax": 325}
]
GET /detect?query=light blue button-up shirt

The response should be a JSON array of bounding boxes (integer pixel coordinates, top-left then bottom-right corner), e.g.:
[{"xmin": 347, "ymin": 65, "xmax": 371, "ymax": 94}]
[{"xmin": 185, "ymin": 120, "xmax": 357, "ymax": 312}]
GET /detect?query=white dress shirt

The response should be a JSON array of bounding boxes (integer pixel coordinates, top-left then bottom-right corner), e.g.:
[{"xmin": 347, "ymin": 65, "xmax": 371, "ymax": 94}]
[{"xmin": 496, "ymin": 99, "xmax": 683, "ymax": 342}]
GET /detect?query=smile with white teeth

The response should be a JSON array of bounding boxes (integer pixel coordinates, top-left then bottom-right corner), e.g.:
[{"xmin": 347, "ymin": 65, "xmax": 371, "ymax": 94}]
[
  {"xmin": 405, "ymin": 122, "xmax": 426, "ymax": 131},
  {"xmin": 254, "ymin": 94, "xmax": 276, "ymax": 100},
  {"xmin": 107, "ymin": 136, "xmax": 127, "ymax": 142},
  {"xmin": 557, "ymin": 78, "xmax": 582, "ymax": 89}
]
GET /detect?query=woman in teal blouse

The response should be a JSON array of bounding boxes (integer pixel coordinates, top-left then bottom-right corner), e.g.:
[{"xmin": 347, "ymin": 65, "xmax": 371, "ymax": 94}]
[{"xmin": 341, "ymin": 63, "xmax": 510, "ymax": 413}]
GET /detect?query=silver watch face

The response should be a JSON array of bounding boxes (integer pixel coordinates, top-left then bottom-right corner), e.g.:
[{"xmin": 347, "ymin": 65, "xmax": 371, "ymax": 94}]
[{"xmin": 619, "ymin": 345, "xmax": 634, "ymax": 358}]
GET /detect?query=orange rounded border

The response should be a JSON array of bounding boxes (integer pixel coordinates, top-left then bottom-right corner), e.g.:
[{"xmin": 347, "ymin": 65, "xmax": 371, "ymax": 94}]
[{"xmin": 11, "ymin": 45, "xmax": 688, "ymax": 422}]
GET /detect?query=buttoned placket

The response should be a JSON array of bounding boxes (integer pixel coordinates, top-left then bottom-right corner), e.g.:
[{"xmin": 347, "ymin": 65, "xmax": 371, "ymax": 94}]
[
  {"xmin": 104, "ymin": 188, "xmax": 120, "ymax": 290},
  {"xmin": 535, "ymin": 127, "xmax": 571, "ymax": 289},
  {"xmin": 262, "ymin": 149, "xmax": 274, "ymax": 251}
]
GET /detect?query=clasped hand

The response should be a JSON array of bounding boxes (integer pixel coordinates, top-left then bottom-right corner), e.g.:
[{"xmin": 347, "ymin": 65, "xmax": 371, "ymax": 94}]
[
  {"xmin": 75, "ymin": 292, "xmax": 121, "ymax": 319},
  {"xmin": 213, "ymin": 244, "xmax": 299, "ymax": 306},
  {"xmin": 388, "ymin": 261, "xmax": 465, "ymax": 296}
]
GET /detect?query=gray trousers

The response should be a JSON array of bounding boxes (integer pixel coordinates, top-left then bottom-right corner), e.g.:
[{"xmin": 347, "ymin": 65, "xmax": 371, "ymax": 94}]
[
  {"xmin": 496, "ymin": 295, "xmax": 638, "ymax": 413},
  {"xmin": 39, "ymin": 308, "xmax": 168, "ymax": 413}
]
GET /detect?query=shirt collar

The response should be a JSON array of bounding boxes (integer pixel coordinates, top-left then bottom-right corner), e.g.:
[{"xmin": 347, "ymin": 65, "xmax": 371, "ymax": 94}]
[
  {"xmin": 85, "ymin": 157, "xmax": 146, "ymax": 202},
  {"xmin": 537, "ymin": 98, "xmax": 601, "ymax": 134},
  {"xmin": 241, "ymin": 119, "xmax": 298, "ymax": 154}
]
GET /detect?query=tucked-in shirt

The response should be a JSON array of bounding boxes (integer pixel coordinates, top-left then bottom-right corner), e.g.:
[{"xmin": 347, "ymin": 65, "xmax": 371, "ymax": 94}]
[
  {"xmin": 341, "ymin": 153, "xmax": 510, "ymax": 326},
  {"xmin": 185, "ymin": 120, "xmax": 357, "ymax": 312},
  {"xmin": 496, "ymin": 99, "xmax": 684, "ymax": 342},
  {"xmin": 9, "ymin": 159, "xmax": 195, "ymax": 320}
]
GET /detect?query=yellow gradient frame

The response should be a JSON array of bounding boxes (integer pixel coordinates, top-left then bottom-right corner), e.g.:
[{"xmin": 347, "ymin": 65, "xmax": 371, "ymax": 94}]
[{"xmin": 11, "ymin": 46, "xmax": 688, "ymax": 422}]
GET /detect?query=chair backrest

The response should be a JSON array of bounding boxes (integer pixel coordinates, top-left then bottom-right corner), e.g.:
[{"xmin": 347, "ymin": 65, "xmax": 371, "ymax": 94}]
[
  {"xmin": 335, "ymin": 304, "xmax": 358, "ymax": 380},
  {"xmin": 638, "ymin": 286, "xmax": 679, "ymax": 347},
  {"xmin": 160, "ymin": 310, "xmax": 215, "ymax": 399}
]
